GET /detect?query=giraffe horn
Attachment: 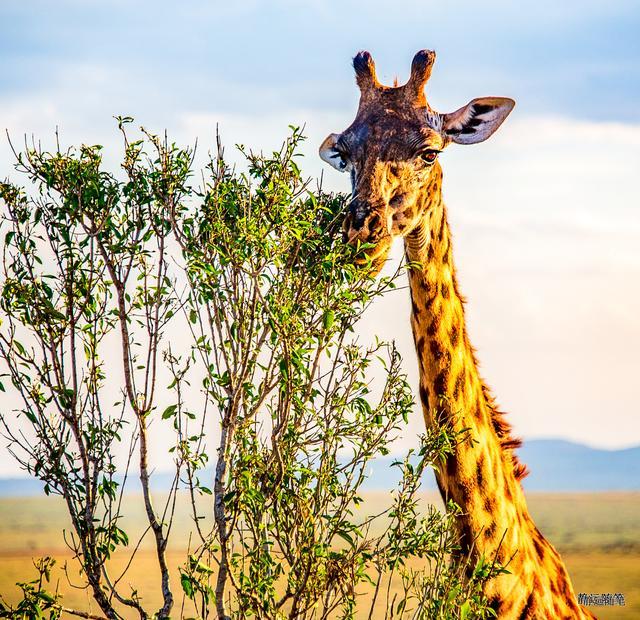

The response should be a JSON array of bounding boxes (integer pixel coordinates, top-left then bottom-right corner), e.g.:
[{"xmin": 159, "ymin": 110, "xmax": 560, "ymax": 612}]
[
  {"xmin": 406, "ymin": 49, "xmax": 436, "ymax": 96},
  {"xmin": 353, "ymin": 51, "xmax": 380, "ymax": 91}
]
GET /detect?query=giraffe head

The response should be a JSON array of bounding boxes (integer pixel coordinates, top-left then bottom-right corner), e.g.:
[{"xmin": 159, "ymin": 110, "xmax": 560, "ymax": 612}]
[{"xmin": 320, "ymin": 50, "xmax": 514, "ymax": 271}]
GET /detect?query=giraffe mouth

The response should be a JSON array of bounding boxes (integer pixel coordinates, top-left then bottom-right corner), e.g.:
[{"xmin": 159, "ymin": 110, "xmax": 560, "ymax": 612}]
[
  {"xmin": 342, "ymin": 212, "xmax": 393, "ymax": 275},
  {"xmin": 358, "ymin": 237, "xmax": 393, "ymax": 275}
]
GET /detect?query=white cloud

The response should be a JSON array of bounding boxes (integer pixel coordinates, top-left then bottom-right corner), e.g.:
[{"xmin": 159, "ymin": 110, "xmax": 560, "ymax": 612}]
[
  {"xmin": 375, "ymin": 115, "xmax": 640, "ymax": 450},
  {"xmin": 1, "ymin": 101, "xmax": 639, "ymax": 478}
]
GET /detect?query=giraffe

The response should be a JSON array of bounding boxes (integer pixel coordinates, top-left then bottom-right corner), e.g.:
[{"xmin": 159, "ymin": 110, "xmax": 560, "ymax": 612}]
[{"xmin": 319, "ymin": 50, "xmax": 596, "ymax": 619}]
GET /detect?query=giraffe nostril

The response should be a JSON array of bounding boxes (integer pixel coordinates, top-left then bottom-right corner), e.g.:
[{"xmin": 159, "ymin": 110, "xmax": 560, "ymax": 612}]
[{"xmin": 349, "ymin": 200, "xmax": 368, "ymax": 231}]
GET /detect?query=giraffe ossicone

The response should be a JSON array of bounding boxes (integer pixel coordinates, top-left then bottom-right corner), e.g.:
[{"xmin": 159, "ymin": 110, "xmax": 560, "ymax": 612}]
[{"xmin": 320, "ymin": 49, "xmax": 596, "ymax": 620}]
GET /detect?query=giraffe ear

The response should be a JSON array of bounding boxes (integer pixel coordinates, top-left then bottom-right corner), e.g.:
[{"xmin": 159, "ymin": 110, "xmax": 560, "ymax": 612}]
[
  {"xmin": 319, "ymin": 133, "xmax": 350, "ymax": 173},
  {"xmin": 441, "ymin": 97, "xmax": 515, "ymax": 145}
]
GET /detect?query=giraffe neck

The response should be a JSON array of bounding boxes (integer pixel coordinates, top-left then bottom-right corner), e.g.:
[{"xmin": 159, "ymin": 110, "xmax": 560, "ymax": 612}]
[
  {"xmin": 403, "ymin": 176, "xmax": 590, "ymax": 618},
  {"xmin": 404, "ymin": 183, "xmax": 526, "ymax": 532}
]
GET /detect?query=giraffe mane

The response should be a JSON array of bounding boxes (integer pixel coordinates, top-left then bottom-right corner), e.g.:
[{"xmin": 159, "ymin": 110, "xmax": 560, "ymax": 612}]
[
  {"xmin": 482, "ymin": 382, "xmax": 529, "ymax": 481},
  {"xmin": 453, "ymin": 269, "xmax": 529, "ymax": 482}
]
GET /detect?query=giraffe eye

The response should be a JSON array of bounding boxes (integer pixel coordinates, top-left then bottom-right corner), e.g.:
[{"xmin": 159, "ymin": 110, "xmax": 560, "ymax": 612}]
[
  {"xmin": 419, "ymin": 149, "xmax": 440, "ymax": 164},
  {"xmin": 331, "ymin": 150, "xmax": 348, "ymax": 170}
]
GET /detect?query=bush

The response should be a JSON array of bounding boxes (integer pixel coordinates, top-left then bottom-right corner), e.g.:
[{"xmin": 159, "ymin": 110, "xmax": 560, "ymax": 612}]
[{"xmin": 0, "ymin": 122, "xmax": 500, "ymax": 619}]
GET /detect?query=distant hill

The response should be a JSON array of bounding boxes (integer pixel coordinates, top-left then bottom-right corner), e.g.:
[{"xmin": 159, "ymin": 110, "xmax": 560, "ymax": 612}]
[
  {"xmin": 1, "ymin": 439, "xmax": 638, "ymax": 496},
  {"xmin": 518, "ymin": 439, "xmax": 640, "ymax": 491},
  {"xmin": 360, "ymin": 439, "xmax": 640, "ymax": 492}
]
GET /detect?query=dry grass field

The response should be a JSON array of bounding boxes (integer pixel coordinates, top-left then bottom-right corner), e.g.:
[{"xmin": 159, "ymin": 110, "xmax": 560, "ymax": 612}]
[{"xmin": 1, "ymin": 492, "xmax": 638, "ymax": 619}]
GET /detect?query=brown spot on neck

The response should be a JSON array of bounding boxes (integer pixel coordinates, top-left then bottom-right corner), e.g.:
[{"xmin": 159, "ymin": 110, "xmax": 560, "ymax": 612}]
[{"xmin": 405, "ymin": 195, "xmax": 534, "ymax": 566}]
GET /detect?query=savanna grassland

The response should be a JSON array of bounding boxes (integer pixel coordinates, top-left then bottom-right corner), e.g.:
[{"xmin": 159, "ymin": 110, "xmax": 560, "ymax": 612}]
[{"xmin": 0, "ymin": 492, "xmax": 638, "ymax": 619}]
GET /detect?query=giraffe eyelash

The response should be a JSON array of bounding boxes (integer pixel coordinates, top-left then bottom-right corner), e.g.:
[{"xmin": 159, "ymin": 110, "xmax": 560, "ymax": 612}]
[
  {"xmin": 417, "ymin": 148, "xmax": 441, "ymax": 164},
  {"xmin": 331, "ymin": 152, "xmax": 346, "ymax": 167}
]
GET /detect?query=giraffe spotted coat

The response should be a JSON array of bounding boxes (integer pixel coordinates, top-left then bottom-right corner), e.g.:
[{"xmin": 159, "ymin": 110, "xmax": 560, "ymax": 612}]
[{"xmin": 320, "ymin": 49, "xmax": 597, "ymax": 620}]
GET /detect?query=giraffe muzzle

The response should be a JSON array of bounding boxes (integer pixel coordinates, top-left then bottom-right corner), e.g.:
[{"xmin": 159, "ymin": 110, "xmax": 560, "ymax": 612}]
[
  {"xmin": 348, "ymin": 199, "xmax": 368, "ymax": 231},
  {"xmin": 342, "ymin": 204, "xmax": 393, "ymax": 275}
]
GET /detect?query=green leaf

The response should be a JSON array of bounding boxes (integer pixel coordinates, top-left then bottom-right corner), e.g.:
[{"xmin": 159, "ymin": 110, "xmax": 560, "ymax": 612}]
[
  {"xmin": 322, "ymin": 309, "xmax": 335, "ymax": 330},
  {"xmin": 180, "ymin": 573, "xmax": 194, "ymax": 598},
  {"xmin": 460, "ymin": 601, "xmax": 471, "ymax": 619},
  {"xmin": 161, "ymin": 404, "xmax": 178, "ymax": 419},
  {"xmin": 336, "ymin": 530, "xmax": 354, "ymax": 547}
]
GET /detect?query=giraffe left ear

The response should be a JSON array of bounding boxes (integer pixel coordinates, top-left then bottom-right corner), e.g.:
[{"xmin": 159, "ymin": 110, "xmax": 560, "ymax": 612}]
[{"xmin": 441, "ymin": 97, "xmax": 515, "ymax": 145}]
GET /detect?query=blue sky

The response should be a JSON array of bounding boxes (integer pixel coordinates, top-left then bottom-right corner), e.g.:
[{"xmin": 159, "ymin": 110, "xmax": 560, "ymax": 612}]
[
  {"xmin": 1, "ymin": 1, "xmax": 639, "ymax": 122},
  {"xmin": 1, "ymin": 1, "xmax": 639, "ymax": 473}
]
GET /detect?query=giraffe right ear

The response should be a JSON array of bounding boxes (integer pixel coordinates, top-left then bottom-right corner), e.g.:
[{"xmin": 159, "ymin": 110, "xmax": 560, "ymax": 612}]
[
  {"xmin": 319, "ymin": 133, "xmax": 350, "ymax": 173},
  {"xmin": 441, "ymin": 97, "xmax": 515, "ymax": 145}
]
